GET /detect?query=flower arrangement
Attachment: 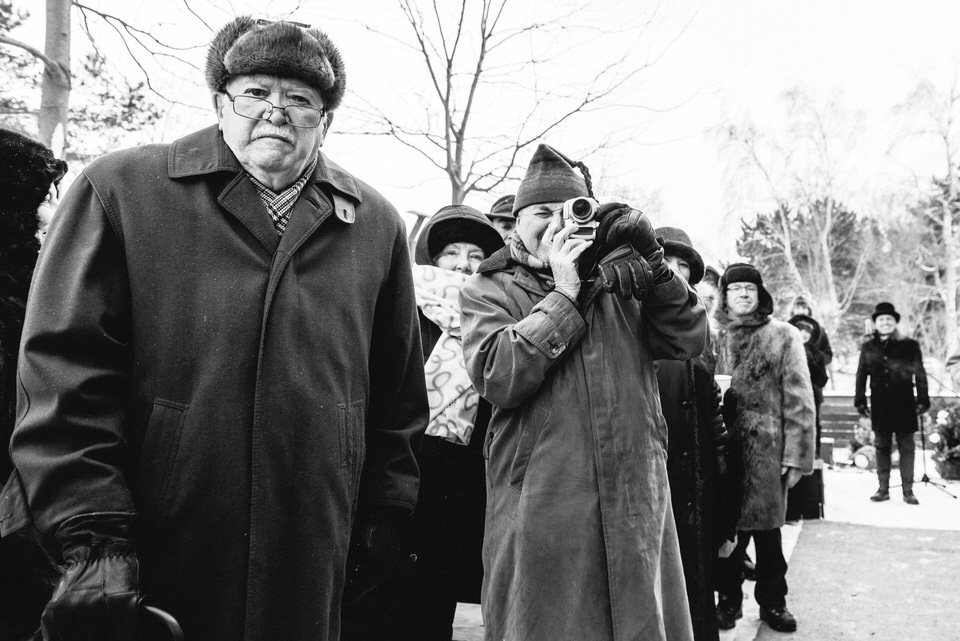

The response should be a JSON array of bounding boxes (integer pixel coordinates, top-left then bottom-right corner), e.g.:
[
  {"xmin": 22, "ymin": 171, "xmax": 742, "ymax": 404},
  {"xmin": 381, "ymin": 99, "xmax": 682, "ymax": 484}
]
[{"xmin": 929, "ymin": 399, "xmax": 960, "ymax": 480}]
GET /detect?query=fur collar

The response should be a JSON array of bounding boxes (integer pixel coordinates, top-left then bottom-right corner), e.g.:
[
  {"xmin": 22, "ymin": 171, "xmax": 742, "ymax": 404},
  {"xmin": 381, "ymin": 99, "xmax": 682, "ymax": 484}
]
[{"xmin": 714, "ymin": 307, "xmax": 770, "ymax": 330}]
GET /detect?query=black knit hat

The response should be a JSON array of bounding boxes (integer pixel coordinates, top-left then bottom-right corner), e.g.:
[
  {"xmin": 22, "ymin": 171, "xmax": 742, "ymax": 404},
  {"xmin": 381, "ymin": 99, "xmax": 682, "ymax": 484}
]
[
  {"xmin": 872, "ymin": 301, "xmax": 900, "ymax": 323},
  {"xmin": 206, "ymin": 17, "xmax": 346, "ymax": 111},
  {"xmin": 719, "ymin": 262, "xmax": 774, "ymax": 315},
  {"xmin": 513, "ymin": 144, "xmax": 590, "ymax": 216},
  {"xmin": 655, "ymin": 226, "xmax": 704, "ymax": 285},
  {"xmin": 488, "ymin": 194, "xmax": 515, "ymax": 221}
]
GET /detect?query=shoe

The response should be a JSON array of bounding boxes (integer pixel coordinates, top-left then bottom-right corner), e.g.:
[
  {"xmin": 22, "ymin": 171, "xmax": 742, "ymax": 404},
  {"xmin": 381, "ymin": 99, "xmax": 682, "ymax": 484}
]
[
  {"xmin": 742, "ymin": 553, "xmax": 756, "ymax": 581},
  {"xmin": 716, "ymin": 605, "xmax": 743, "ymax": 630},
  {"xmin": 870, "ymin": 489, "xmax": 889, "ymax": 502},
  {"xmin": 759, "ymin": 605, "xmax": 797, "ymax": 632},
  {"xmin": 903, "ymin": 489, "xmax": 919, "ymax": 505}
]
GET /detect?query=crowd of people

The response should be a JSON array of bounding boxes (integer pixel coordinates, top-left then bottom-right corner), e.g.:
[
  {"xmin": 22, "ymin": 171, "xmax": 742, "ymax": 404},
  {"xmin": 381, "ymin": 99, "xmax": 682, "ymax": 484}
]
[{"xmin": 0, "ymin": 15, "xmax": 934, "ymax": 641}]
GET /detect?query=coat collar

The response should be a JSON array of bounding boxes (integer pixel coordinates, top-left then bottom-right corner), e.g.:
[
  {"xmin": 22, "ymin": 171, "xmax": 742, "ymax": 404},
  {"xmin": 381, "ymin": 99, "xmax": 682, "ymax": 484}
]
[
  {"xmin": 477, "ymin": 246, "xmax": 554, "ymax": 297},
  {"xmin": 167, "ymin": 125, "xmax": 364, "ymax": 205}
]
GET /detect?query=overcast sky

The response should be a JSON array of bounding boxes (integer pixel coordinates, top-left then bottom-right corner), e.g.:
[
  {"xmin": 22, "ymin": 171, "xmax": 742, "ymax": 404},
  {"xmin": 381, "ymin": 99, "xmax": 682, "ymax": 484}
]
[{"xmin": 14, "ymin": 0, "xmax": 960, "ymax": 265}]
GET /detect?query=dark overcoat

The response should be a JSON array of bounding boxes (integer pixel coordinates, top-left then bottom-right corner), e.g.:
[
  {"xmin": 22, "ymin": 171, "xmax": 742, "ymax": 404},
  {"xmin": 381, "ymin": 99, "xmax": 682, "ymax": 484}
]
[
  {"xmin": 4, "ymin": 125, "xmax": 427, "ymax": 641},
  {"xmin": 854, "ymin": 332, "xmax": 929, "ymax": 433},
  {"xmin": 656, "ymin": 357, "xmax": 739, "ymax": 641},
  {"xmin": 460, "ymin": 248, "xmax": 707, "ymax": 641}
]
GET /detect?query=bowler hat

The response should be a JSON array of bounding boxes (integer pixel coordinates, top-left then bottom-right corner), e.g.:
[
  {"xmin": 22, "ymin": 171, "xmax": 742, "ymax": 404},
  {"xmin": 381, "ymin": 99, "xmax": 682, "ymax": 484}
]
[
  {"xmin": 655, "ymin": 226, "xmax": 704, "ymax": 285},
  {"xmin": 206, "ymin": 17, "xmax": 346, "ymax": 111},
  {"xmin": 871, "ymin": 301, "xmax": 900, "ymax": 323},
  {"xmin": 513, "ymin": 144, "xmax": 589, "ymax": 216}
]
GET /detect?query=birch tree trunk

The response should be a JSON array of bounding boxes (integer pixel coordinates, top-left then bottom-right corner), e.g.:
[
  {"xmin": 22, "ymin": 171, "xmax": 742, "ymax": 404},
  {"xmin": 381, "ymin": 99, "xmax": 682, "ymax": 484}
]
[{"xmin": 38, "ymin": 0, "xmax": 71, "ymax": 155}]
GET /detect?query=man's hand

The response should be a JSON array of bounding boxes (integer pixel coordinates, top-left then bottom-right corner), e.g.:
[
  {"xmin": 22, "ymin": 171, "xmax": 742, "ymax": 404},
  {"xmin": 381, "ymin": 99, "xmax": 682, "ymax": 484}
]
[
  {"xmin": 342, "ymin": 513, "xmax": 407, "ymax": 607},
  {"xmin": 42, "ymin": 513, "xmax": 140, "ymax": 641},
  {"xmin": 856, "ymin": 403, "xmax": 871, "ymax": 418},
  {"xmin": 543, "ymin": 220, "xmax": 593, "ymax": 301},
  {"xmin": 597, "ymin": 244, "xmax": 654, "ymax": 300},
  {"xmin": 782, "ymin": 467, "xmax": 805, "ymax": 489},
  {"xmin": 915, "ymin": 403, "xmax": 929, "ymax": 416}
]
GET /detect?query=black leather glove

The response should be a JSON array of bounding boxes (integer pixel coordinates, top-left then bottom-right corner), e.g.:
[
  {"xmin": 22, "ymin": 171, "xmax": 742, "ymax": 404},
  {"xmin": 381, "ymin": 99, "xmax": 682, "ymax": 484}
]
[
  {"xmin": 856, "ymin": 403, "xmax": 871, "ymax": 418},
  {"xmin": 42, "ymin": 512, "xmax": 140, "ymax": 641},
  {"xmin": 721, "ymin": 388, "xmax": 738, "ymax": 429},
  {"xmin": 594, "ymin": 204, "xmax": 661, "ymax": 259},
  {"xmin": 597, "ymin": 244, "xmax": 654, "ymax": 300},
  {"xmin": 342, "ymin": 510, "xmax": 407, "ymax": 606}
]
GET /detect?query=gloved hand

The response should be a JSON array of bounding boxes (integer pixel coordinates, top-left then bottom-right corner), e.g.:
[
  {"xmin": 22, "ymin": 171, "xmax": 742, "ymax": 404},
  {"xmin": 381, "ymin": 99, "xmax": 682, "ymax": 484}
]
[
  {"xmin": 597, "ymin": 244, "xmax": 654, "ymax": 300},
  {"xmin": 342, "ymin": 510, "xmax": 407, "ymax": 606},
  {"xmin": 721, "ymin": 388, "xmax": 738, "ymax": 428},
  {"xmin": 594, "ymin": 203, "xmax": 661, "ymax": 259},
  {"xmin": 42, "ymin": 512, "xmax": 140, "ymax": 641},
  {"xmin": 856, "ymin": 403, "xmax": 871, "ymax": 418},
  {"xmin": 915, "ymin": 403, "xmax": 929, "ymax": 416}
]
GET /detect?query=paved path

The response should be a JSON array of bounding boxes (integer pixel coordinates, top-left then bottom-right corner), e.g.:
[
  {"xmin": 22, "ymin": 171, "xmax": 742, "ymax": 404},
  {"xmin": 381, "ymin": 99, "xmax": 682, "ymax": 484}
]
[{"xmin": 453, "ymin": 456, "xmax": 960, "ymax": 640}]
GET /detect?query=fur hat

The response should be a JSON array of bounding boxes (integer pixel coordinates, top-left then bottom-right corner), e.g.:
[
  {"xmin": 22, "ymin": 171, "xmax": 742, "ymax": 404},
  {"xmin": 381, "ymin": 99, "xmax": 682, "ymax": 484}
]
[
  {"xmin": 871, "ymin": 301, "xmax": 900, "ymax": 323},
  {"xmin": 720, "ymin": 262, "xmax": 774, "ymax": 315},
  {"xmin": 701, "ymin": 265, "xmax": 721, "ymax": 288},
  {"xmin": 206, "ymin": 17, "xmax": 346, "ymax": 111},
  {"xmin": 488, "ymin": 194, "xmax": 515, "ymax": 221},
  {"xmin": 513, "ymin": 144, "xmax": 590, "ymax": 216},
  {"xmin": 655, "ymin": 226, "xmax": 704, "ymax": 285},
  {"xmin": 0, "ymin": 128, "xmax": 68, "ymax": 213}
]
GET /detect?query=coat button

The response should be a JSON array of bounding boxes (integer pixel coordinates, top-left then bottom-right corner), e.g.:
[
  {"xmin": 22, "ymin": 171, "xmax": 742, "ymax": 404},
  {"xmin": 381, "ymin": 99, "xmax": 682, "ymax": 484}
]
[{"xmin": 681, "ymin": 401, "xmax": 693, "ymax": 409}]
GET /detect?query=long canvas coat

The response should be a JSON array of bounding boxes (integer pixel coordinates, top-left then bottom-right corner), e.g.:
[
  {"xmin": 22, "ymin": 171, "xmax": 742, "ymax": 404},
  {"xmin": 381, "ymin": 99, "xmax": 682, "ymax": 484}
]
[
  {"xmin": 854, "ymin": 331, "xmax": 929, "ymax": 433},
  {"xmin": 713, "ymin": 311, "xmax": 815, "ymax": 531},
  {"xmin": 4, "ymin": 126, "xmax": 427, "ymax": 641},
  {"xmin": 460, "ymin": 248, "xmax": 707, "ymax": 641}
]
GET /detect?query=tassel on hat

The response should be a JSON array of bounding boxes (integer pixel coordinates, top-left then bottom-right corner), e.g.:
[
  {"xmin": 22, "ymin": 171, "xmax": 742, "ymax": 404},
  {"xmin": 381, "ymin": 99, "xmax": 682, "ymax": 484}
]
[
  {"xmin": 206, "ymin": 17, "xmax": 346, "ymax": 111},
  {"xmin": 512, "ymin": 144, "xmax": 592, "ymax": 216}
]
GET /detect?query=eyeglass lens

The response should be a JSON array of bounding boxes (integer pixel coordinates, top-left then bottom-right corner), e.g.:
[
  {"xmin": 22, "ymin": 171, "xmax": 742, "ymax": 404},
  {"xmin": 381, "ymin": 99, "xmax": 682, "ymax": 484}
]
[{"xmin": 232, "ymin": 95, "xmax": 323, "ymax": 128}]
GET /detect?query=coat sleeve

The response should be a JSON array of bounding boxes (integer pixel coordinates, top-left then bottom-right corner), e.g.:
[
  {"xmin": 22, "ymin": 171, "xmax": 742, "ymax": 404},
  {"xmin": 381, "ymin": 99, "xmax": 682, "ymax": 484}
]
[
  {"xmin": 912, "ymin": 341, "xmax": 929, "ymax": 409},
  {"xmin": 11, "ymin": 173, "xmax": 136, "ymax": 535},
  {"xmin": 780, "ymin": 330, "xmax": 816, "ymax": 473},
  {"xmin": 853, "ymin": 343, "xmax": 869, "ymax": 407},
  {"xmin": 360, "ymin": 232, "xmax": 428, "ymax": 514},
  {"xmin": 460, "ymin": 275, "xmax": 586, "ymax": 409},
  {"xmin": 643, "ymin": 270, "xmax": 708, "ymax": 361}
]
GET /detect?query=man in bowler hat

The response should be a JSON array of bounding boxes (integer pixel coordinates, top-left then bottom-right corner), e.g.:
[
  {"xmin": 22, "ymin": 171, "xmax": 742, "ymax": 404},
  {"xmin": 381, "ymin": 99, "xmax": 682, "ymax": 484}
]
[{"xmin": 855, "ymin": 302, "xmax": 929, "ymax": 504}]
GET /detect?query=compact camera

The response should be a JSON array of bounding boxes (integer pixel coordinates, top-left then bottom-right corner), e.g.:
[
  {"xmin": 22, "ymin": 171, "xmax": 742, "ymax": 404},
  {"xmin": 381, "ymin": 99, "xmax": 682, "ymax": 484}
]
[{"xmin": 562, "ymin": 197, "xmax": 600, "ymax": 241}]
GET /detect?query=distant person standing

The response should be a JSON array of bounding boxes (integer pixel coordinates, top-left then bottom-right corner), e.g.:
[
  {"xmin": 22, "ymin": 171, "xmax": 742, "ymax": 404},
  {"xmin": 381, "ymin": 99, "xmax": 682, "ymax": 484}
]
[
  {"xmin": 485, "ymin": 194, "xmax": 516, "ymax": 240},
  {"xmin": 854, "ymin": 302, "xmax": 929, "ymax": 505}
]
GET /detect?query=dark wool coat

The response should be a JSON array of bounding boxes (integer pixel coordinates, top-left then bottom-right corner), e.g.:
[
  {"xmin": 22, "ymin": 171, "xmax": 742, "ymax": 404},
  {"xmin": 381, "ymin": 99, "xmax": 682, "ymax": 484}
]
[
  {"xmin": 714, "ymin": 311, "xmax": 816, "ymax": 531},
  {"xmin": 656, "ymin": 358, "xmax": 740, "ymax": 641},
  {"xmin": 854, "ymin": 332, "xmax": 929, "ymax": 433},
  {"xmin": 460, "ymin": 248, "xmax": 707, "ymax": 641},
  {"xmin": 4, "ymin": 126, "xmax": 427, "ymax": 641}
]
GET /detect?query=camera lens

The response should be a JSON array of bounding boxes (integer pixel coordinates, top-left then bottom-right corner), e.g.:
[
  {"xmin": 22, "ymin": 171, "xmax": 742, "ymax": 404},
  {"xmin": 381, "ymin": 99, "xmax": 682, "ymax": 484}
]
[{"xmin": 569, "ymin": 198, "xmax": 594, "ymax": 223}]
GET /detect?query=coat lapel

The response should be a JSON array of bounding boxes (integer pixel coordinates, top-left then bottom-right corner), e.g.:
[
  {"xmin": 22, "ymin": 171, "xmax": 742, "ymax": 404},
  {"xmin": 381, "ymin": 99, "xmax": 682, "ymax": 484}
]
[{"xmin": 217, "ymin": 175, "xmax": 281, "ymax": 255}]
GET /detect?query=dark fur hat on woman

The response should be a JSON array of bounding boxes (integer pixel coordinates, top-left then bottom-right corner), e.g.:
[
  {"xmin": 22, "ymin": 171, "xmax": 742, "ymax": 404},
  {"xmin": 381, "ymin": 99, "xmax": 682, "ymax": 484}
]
[{"xmin": 206, "ymin": 16, "xmax": 346, "ymax": 111}]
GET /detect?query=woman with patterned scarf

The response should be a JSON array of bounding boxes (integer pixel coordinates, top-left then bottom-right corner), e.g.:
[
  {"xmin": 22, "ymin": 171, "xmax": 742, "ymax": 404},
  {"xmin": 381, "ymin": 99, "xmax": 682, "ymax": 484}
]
[{"xmin": 342, "ymin": 204, "xmax": 502, "ymax": 641}]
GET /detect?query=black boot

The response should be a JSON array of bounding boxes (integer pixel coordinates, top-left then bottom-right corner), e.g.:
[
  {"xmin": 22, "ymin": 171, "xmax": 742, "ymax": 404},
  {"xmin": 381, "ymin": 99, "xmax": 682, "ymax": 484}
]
[
  {"xmin": 716, "ymin": 600, "xmax": 743, "ymax": 630},
  {"xmin": 870, "ymin": 488, "xmax": 889, "ymax": 502},
  {"xmin": 759, "ymin": 605, "xmax": 797, "ymax": 632},
  {"xmin": 903, "ymin": 488, "xmax": 919, "ymax": 505}
]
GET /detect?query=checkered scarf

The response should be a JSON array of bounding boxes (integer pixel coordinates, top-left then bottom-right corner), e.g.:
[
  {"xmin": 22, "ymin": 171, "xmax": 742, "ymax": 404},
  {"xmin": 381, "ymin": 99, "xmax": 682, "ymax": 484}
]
[{"xmin": 247, "ymin": 155, "xmax": 319, "ymax": 234}]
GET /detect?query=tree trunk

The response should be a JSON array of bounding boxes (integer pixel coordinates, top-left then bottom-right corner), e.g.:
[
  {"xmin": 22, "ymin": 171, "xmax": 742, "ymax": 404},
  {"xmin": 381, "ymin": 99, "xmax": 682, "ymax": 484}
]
[{"xmin": 38, "ymin": 0, "xmax": 71, "ymax": 155}]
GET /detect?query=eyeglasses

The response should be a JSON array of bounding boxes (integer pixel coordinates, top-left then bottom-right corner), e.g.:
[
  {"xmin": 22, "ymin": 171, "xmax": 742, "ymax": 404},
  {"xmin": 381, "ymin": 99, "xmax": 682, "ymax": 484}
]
[
  {"xmin": 223, "ymin": 92, "xmax": 326, "ymax": 128},
  {"xmin": 727, "ymin": 283, "xmax": 758, "ymax": 293}
]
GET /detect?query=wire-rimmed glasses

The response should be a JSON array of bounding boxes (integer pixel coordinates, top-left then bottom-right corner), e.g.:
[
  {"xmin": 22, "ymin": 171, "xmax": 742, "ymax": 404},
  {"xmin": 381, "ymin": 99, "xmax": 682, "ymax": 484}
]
[{"xmin": 223, "ymin": 92, "xmax": 326, "ymax": 128}]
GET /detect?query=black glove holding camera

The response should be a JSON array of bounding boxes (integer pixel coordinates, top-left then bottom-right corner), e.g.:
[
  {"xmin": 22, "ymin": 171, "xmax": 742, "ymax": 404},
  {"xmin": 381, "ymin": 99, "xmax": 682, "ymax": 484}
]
[
  {"xmin": 42, "ymin": 512, "xmax": 140, "ymax": 641},
  {"xmin": 342, "ymin": 508, "xmax": 408, "ymax": 607},
  {"xmin": 597, "ymin": 244, "xmax": 655, "ymax": 300},
  {"xmin": 591, "ymin": 203, "xmax": 671, "ymax": 299}
]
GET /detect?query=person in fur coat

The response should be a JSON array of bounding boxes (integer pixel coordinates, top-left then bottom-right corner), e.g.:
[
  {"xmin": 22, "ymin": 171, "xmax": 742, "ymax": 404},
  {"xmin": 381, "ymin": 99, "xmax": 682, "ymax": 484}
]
[
  {"xmin": 0, "ymin": 127, "xmax": 67, "ymax": 641},
  {"xmin": 712, "ymin": 263, "xmax": 815, "ymax": 634}
]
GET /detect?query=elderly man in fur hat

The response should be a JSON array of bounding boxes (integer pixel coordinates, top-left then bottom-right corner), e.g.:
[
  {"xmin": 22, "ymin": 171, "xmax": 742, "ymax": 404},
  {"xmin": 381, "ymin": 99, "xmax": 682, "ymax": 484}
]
[
  {"xmin": 460, "ymin": 144, "xmax": 707, "ymax": 641},
  {"xmin": 5, "ymin": 17, "xmax": 427, "ymax": 641},
  {"xmin": 712, "ymin": 263, "xmax": 815, "ymax": 634}
]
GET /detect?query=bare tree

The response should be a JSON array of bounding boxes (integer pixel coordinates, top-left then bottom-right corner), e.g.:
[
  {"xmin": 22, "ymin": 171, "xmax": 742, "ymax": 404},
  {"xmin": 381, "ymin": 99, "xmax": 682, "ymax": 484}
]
[
  {"xmin": 347, "ymin": 0, "xmax": 686, "ymax": 204},
  {"xmin": 722, "ymin": 88, "xmax": 870, "ymax": 336}
]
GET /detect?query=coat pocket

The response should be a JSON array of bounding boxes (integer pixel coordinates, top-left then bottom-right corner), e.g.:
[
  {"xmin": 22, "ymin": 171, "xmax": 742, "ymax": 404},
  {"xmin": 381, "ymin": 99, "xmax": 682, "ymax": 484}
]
[
  {"xmin": 508, "ymin": 402, "xmax": 550, "ymax": 492},
  {"xmin": 338, "ymin": 400, "xmax": 367, "ymax": 494},
  {"xmin": 137, "ymin": 399, "xmax": 188, "ymax": 519}
]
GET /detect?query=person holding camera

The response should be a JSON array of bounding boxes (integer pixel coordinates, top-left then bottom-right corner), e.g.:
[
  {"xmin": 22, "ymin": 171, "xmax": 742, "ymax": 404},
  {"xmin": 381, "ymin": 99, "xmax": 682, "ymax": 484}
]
[
  {"xmin": 459, "ymin": 143, "xmax": 707, "ymax": 641},
  {"xmin": 854, "ymin": 302, "xmax": 929, "ymax": 504}
]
